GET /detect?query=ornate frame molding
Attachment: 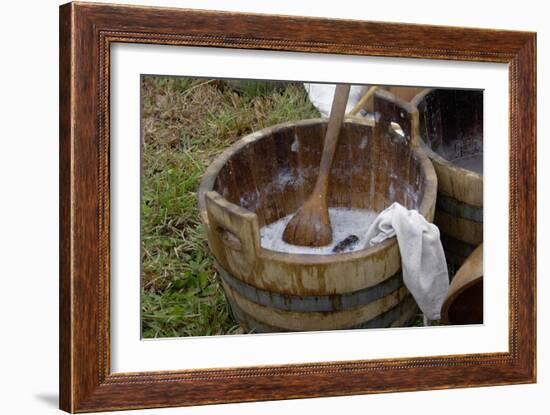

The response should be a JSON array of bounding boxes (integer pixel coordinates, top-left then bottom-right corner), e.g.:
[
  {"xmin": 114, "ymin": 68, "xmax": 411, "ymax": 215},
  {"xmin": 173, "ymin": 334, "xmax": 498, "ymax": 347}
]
[{"xmin": 60, "ymin": 2, "xmax": 536, "ymax": 412}]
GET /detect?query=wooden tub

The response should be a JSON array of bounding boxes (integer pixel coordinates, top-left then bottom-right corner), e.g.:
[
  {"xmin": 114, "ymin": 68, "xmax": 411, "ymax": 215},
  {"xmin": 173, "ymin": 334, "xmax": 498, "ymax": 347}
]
[
  {"xmin": 441, "ymin": 243, "xmax": 483, "ymax": 325},
  {"xmin": 198, "ymin": 91, "xmax": 437, "ymax": 332},
  {"xmin": 412, "ymin": 89, "xmax": 483, "ymax": 267}
]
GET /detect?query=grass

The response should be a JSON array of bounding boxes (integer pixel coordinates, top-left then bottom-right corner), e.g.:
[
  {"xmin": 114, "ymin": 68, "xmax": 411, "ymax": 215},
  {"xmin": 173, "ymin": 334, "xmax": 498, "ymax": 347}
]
[{"xmin": 141, "ymin": 76, "xmax": 320, "ymax": 338}]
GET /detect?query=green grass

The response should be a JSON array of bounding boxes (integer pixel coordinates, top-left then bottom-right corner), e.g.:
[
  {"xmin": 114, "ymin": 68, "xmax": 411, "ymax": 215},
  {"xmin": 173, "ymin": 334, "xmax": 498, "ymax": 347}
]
[{"xmin": 141, "ymin": 76, "xmax": 320, "ymax": 338}]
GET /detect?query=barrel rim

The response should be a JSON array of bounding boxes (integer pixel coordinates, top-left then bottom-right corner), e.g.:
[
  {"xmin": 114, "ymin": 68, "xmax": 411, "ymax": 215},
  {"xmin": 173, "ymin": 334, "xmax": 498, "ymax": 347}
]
[
  {"xmin": 198, "ymin": 117, "xmax": 437, "ymax": 265},
  {"xmin": 411, "ymin": 88, "xmax": 484, "ymax": 182}
]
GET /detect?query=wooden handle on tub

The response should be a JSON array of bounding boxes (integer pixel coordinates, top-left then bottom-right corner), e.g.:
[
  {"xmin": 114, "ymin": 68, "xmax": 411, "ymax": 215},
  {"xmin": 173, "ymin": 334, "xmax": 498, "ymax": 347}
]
[
  {"xmin": 204, "ymin": 191, "xmax": 260, "ymax": 276},
  {"xmin": 373, "ymin": 89, "xmax": 420, "ymax": 147}
]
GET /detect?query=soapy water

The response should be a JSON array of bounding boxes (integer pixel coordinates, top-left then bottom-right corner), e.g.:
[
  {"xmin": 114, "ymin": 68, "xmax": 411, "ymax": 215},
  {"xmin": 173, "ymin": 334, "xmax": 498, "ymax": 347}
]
[{"xmin": 260, "ymin": 208, "xmax": 378, "ymax": 255}]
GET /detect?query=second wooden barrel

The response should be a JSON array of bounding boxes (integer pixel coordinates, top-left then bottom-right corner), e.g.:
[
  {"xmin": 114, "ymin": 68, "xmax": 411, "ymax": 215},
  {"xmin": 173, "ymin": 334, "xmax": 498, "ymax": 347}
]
[{"xmin": 412, "ymin": 89, "xmax": 483, "ymax": 267}]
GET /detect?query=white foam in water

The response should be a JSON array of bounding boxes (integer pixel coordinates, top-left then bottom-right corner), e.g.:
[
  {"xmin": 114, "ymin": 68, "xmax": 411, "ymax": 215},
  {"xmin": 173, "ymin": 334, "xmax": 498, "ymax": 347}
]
[{"xmin": 260, "ymin": 208, "xmax": 378, "ymax": 255}]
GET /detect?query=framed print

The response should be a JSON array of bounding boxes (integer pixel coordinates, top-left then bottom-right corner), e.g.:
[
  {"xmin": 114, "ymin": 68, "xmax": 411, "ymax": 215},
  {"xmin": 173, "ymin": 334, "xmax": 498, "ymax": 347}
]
[{"xmin": 59, "ymin": 2, "xmax": 536, "ymax": 412}]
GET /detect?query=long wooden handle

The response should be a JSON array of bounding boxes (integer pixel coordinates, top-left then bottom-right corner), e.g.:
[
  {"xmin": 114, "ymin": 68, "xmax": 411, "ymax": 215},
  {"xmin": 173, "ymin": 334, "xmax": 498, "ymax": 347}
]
[{"xmin": 314, "ymin": 84, "xmax": 351, "ymax": 197}]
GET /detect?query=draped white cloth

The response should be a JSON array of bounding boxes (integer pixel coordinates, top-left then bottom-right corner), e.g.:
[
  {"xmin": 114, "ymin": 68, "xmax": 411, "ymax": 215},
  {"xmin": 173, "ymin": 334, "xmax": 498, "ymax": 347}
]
[{"xmin": 364, "ymin": 203, "xmax": 450, "ymax": 321}]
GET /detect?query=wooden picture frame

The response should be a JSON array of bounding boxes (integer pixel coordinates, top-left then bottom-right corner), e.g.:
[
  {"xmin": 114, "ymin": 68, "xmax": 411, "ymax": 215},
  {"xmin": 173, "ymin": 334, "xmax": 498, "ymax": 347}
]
[{"xmin": 59, "ymin": 2, "xmax": 536, "ymax": 412}]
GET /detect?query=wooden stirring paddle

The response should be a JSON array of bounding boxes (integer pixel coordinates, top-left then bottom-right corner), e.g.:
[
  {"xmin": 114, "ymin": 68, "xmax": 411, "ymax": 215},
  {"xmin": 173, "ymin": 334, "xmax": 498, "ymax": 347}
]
[{"xmin": 282, "ymin": 83, "xmax": 351, "ymax": 247}]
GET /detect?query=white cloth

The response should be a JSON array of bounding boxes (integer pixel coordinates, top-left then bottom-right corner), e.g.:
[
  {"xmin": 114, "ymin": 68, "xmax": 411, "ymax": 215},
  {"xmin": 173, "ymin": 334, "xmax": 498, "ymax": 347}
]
[
  {"xmin": 304, "ymin": 83, "xmax": 367, "ymax": 117},
  {"xmin": 364, "ymin": 202, "xmax": 449, "ymax": 321}
]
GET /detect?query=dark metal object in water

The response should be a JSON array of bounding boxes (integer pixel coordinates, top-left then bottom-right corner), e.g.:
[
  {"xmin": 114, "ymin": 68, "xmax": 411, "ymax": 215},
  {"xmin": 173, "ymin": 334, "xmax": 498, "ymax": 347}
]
[{"xmin": 332, "ymin": 234, "xmax": 360, "ymax": 253}]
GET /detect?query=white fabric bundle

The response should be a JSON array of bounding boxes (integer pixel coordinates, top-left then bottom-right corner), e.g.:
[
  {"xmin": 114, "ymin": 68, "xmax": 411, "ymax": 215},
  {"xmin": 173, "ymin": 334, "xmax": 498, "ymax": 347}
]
[
  {"xmin": 303, "ymin": 83, "xmax": 367, "ymax": 117},
  {"xmin": 364, "ymin": 202, "xmax": 449, "ymax": 321}
]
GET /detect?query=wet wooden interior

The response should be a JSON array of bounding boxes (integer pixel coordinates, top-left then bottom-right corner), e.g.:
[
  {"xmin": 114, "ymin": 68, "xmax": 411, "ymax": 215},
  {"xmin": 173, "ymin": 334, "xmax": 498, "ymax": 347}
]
[
  {"xmin": 213, "ymin": 120, "xmax": 427, "ymax": 228},
  {"xmin": 417, "ymin": 89, "xmax": 483, "ymax": 164}
]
